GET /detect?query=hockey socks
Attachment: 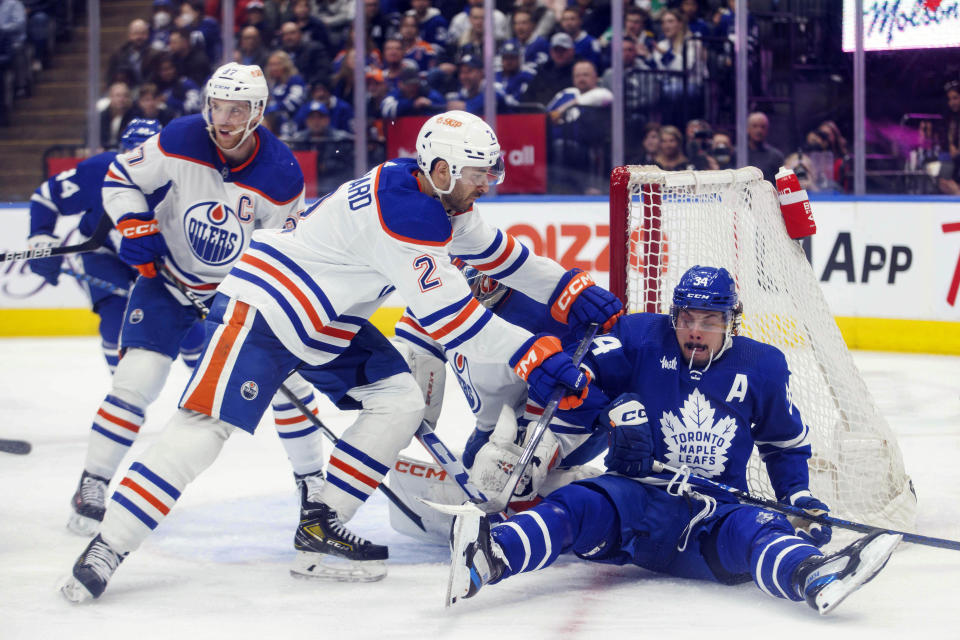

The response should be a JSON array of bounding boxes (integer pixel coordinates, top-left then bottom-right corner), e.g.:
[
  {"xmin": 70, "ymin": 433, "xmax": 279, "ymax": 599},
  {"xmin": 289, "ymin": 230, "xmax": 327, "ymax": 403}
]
[
  {"xmin": 85, "ymin": 394, "xmax": 146, "ymax": 479},
  {"xmin": 271, "ymin": 390, "xmax": 326, "ymax": 489},
  {"xmin": 751, "ymin": 532, "xmax": 821, "ymax": 601}
]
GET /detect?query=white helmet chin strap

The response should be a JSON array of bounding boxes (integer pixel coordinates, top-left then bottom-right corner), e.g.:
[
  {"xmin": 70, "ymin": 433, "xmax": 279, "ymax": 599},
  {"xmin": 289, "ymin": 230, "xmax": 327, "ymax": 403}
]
[
  {"xmin": 207, "ymin": 120, "xmax": 258, "ymax": 153},
  {"xmin": 421, "ymin": 163, "xmax": 457, "ymax": 196}
]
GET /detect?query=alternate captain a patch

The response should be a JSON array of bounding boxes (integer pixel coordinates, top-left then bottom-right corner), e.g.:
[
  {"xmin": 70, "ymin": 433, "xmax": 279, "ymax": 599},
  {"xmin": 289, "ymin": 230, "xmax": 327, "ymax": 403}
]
[{"xmin": 182, "ymin": 201, "xmax": 243, "ymax": 266}]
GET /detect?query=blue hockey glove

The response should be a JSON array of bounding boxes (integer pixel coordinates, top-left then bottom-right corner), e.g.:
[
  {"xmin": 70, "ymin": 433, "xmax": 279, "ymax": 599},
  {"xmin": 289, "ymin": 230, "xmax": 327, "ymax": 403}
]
[
  {"xmin": 26, "ymin": 233, "xmax": 63, "ymax": 286},
  {"xmin": 462, "ymin": 426, "xmax": 493, "ymax": 469},
  {"xmin": 510, "ymin": 334, "xmax": 589, "ymax": 410},
  {"xmin": 787, "ymin": 492, "xmax": 832, "ymax": 547},
  {"xmin": 603, "ymin": 393, "xmax": 655, "ymax": 477},
  {"xmin": 115, "ymin": 213, "xmax": 167, "ymax": 278},
  {"xmin": 549, "ymin": 269, "xmax": 624, "ymax": 334}
]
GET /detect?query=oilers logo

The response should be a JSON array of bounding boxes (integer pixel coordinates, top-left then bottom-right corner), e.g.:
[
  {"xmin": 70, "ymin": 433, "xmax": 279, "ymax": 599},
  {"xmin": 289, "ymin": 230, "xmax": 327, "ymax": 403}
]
[
  {"xmin": 452, "ymin": 353, "xmax": 481, "ymax": 412},
  {"xmin": 182, "ymin": 201, "xmax": 243, "ymax": 266},
  {"xmin": 129, "ymin": 308, "xmax": 144, "ymax": 324},
  {"xmin": 240, "ymin": 380, "xmax": 259, "ymax": 400}
]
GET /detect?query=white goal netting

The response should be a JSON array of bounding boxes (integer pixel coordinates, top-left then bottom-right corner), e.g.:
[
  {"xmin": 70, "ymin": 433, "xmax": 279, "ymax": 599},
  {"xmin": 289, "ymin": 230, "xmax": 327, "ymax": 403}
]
[{"xmin": 608, "ymin": 165, "xmax": 916, "ymax": 531}]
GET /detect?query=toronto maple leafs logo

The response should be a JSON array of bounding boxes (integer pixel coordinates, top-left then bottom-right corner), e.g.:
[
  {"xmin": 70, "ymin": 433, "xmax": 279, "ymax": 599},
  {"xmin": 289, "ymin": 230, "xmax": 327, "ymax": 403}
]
[{"xmin": 660, "ymin": 389, "xmax": 737, "ymax": 477}]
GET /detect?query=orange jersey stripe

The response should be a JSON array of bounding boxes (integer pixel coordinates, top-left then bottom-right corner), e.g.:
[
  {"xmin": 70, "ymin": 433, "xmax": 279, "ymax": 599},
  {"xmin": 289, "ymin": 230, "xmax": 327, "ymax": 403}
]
[
  {"xmin": 428, "ymin": 298, "xmax": 481, "ymax": 341},
  {"xmin": 474, "ymin": 235, "xmax": 516, "ymax": 271},
  {"xmin": 183, "ymin": 301, "xmax": 250, "ymax": 415}
]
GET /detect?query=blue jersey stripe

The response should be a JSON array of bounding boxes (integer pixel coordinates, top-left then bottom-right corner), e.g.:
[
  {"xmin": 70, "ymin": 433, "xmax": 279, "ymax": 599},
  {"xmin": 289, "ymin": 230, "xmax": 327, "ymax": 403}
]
[
  {"xmin": 91, "ymin": 424, "xmax": 134, "ymax": 447},
  {"xmin": 442, "ymin": 309, "xmax": 493, "ymax": 351},
  {"xmin": 335, "ymin": 440, "xmax": 390, "ymax": 475},
  {"xmin": 488, "ymin": 242, "xmax": 530, "ymax": 280},
  {"xmin": 249, "ymin": 240, "xmax": 339, "ymax": 320},
  {"xmin": 231, "ymin": 269, "xmax": 347, "ymax": 355},
  {"xmin": 111, "ymin": 492, "xmax": 159, "ymax": 529},
  {"xmin": 394, "ymin": 327, "xmax": 446, "ymax": 360},
  {"xmin": 326, "ymin": 474, "xmax": 370, "ymax": 501},
  {"xmin": 415, "ymin": 292, "xmax": 474, "ymax": 327},
  {"xmin": 454, "ymin": 229, "xmax": 504, "ymax": 260},
  {"xmin": 129, "ymin": 462, "xmax": 182, "ymax": 500},
  {"xmin": 112, "ymin": 159, "xmax": 136, "ymax": 184}
]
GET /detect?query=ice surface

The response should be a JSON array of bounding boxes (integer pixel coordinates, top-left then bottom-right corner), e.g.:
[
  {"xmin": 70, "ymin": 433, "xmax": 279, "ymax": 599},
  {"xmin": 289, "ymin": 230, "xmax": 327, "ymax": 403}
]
[{"xmin": 0, "ymin": 338, "xmax": 958, "ymax": 639}]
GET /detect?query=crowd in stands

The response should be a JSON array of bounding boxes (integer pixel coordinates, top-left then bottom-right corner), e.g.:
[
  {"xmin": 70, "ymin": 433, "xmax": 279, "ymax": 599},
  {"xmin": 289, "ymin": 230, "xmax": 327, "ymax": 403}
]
[
  {"xmin": 7, "ymin": 0, "xmax": 958, "ymax": 196},
  {"xmin": 0, "ymin": 0, "xmax": 63, "ymax": 124}
]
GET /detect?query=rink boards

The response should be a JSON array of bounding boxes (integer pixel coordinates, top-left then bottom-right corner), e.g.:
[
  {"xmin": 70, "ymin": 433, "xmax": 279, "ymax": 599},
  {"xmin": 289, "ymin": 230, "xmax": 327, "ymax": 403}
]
[{"xmin": 1, "ymin": 196, "xmax": 958, "ymax": 354}]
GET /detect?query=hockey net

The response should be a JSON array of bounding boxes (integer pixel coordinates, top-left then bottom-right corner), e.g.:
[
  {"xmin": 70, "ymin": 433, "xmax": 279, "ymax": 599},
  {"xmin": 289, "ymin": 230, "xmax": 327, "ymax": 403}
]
[{"xmin": 609, "ymin": 165, "xmax": 916, "ymax": 532}]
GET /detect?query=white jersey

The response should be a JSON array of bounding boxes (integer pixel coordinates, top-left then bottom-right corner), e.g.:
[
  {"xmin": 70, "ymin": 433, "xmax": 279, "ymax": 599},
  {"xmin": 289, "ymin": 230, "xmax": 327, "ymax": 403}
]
[
  {"xmin": 218, "ymin": 158, "xmax": 567, "ymax": 366},
  {"xmin": 102, "ymin": 114, "xmax": 305, "ymax": 299}
]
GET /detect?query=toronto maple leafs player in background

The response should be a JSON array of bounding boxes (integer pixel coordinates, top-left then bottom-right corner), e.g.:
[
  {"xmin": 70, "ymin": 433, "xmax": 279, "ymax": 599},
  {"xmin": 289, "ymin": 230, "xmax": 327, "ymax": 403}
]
[
  {"xmin": 61, "ymin": 63, "xmax": 329, "ymax": 544},
  {"xmin": 443, "ymin": 265, "xmax": 902, "ymax": 615},
  {"xmin": 60, "ymin": 110, "xmax": 623, "ymax": 602},
  {"xmin": 26, "ymin": 119, "xmax": 197, "ymax": 376}
]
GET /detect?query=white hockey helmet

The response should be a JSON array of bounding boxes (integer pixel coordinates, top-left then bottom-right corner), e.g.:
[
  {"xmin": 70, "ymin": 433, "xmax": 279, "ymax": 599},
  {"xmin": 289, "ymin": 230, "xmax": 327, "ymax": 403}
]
[
  {"xmin": 416, "ymin": 111, "xmax": 505, "ymax": 195},
  {"xmin": 203, "ymin": 62, "xmax": 268, "ymax": 150}
]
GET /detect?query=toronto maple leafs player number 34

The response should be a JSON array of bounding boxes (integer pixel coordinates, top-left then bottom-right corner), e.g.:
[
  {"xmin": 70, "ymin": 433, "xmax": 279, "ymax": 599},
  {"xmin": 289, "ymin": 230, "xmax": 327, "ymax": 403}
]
[{"xmin": 445, "ymin": 265, "xmax": 902, "ymax": 616}]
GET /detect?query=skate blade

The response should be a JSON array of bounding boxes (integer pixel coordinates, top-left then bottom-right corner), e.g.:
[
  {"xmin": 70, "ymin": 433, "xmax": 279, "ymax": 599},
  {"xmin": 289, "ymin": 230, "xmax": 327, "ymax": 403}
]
[
  {"xmin": 815, "ymin": 533, "xmax": 902, "ymax": 615},
  {"xmin": 447, "ymin": 505, "xmax": 485, "ymax": 608},
  {"xmin": 58, "ymin": 575, "xmax": 95, "ymax": 604},
  {"xmin": 67, "ymin": 513, "xmax": 101, "ymax": 537},
  {"xmin": 289, "ymin": 551, "xmax": 386, "ymax": 583}
]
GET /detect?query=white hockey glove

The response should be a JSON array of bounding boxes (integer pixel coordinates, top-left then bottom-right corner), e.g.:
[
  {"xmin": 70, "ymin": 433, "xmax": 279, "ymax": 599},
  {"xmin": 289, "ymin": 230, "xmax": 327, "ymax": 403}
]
[
  {"xmin": 390, "ymin": 337, "xmax": 446, "ymax": 427},
  {"xmin": 470, "ymin": 405, "xmax": 560, "ymax": 511}
]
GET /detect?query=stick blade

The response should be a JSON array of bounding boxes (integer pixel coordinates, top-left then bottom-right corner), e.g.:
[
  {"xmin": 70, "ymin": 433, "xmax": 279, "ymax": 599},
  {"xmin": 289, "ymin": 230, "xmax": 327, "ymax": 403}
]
[{"xmin": 0, "ymin": 439, "xmax": 31, "ymax": 455}]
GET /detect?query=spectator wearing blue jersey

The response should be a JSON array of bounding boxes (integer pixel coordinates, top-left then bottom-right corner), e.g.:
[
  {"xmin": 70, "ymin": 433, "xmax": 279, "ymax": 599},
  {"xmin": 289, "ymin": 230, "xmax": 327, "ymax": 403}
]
[
  {"xmin": 151, "ymin": 52, "xmax": 201, "ymax": 116},
  {"xmin": 559, "ymin": 7, "xmax": 603, "ymax": 73},
  {"xmin": 174, "ymin": 0, "xmax": 221, "ymax": 63},
  {"xmin": 506, "ymin": 9, "xmax": 548, "ymax": 70},
  {"xmin": 398, "ymin": 13, "xmax": 437, "ymax": 73},
  {"xmin": 148, "ymin": 0, "xmax": 175, "ymax": 50},
  {"xmin": 406, "ymin": 0, "xmax": 448, "ymax": 49},
  {"xmin": 496, "ymin": 42, "xmax": 535, "ymax": 107},
  {"xmin": 445, "ymin": 265, "xmax": 903, "ymax": 616},
  {"xmin": 381, "ymin": 63, "xmax": 444, "ymax": 119},
  {"xmin": 447, "ymin": 54, "xmax": 507, "ymax": 116},
  {"xmin": 296, "ymin": 77, "xmax": 354, "ymax": 133},
  {"xmin": 265, "ymin": 50, "xmax": 307, "ymax": 133}
]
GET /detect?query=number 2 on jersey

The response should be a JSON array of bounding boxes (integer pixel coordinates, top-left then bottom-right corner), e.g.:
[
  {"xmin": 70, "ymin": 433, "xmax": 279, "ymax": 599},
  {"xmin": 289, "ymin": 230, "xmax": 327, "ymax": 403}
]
[{"xmin": 413, "ymin": 254, "xmax": 442, "ymax": 292}]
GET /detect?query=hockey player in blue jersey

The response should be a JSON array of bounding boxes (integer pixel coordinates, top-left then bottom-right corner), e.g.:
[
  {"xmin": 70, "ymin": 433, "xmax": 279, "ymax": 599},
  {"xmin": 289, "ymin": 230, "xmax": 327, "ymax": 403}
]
[
  {"xmin": 60, "ymin": 63, "xmax": 329, "ymax": 544},
  {"xmin": 60, "ymin": 109, "xmax": 623, "ymax": 602},
  {"xmin": 26, "ymin": 119, "xmax": 176, "ymax": 375},
  {"xmin": 443, "ymin": 265, "xmax": 902, "ymax": 615}
]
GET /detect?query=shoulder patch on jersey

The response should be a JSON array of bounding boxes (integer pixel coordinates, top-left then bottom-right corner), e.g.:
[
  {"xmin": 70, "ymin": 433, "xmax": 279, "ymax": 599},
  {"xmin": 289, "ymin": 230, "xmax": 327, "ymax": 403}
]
[
  {"xmin": 375, "ymin": 160, "xmax": 451, "ymax": 246},
  {"xmin": 156, "ymin": 115, "xmax": 217, "ymax": 168}
]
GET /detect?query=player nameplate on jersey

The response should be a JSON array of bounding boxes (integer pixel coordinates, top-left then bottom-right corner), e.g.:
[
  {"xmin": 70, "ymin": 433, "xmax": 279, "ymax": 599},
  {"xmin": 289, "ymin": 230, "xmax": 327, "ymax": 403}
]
[
  {"xmin": 660, "ymin": 389, "xmax": 736, "ymax": 477},
  {"xmin": 183, "ymin": 201, "xmax": 243, "ymax": 266}
]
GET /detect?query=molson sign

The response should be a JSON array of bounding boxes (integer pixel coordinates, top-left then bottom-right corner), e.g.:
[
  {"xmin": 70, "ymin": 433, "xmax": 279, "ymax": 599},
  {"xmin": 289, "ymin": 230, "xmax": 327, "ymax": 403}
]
[
  {"xmin": 384, "ymin": 114, "xmax": 546, "ymax": 194},
  {"xmin": 843, "ymin": 0, "xmax": 960, "ymax": 51}
]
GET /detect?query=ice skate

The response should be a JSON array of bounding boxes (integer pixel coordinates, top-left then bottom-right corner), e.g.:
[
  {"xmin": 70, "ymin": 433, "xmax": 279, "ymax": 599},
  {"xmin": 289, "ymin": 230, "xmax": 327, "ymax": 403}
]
[
  {"xmin": 59, "ymin": 534, "xmax": 127, "ymax": 603},
  {"xmin": 67, "ymin": 471, "xmax": 109, "ymax": 536},
  {"xmin": 443, "ymin": 501, "xmax": 507, "ymax": 606},
  {"xmin": 290, "ymin": 494, "xmax": 388, "ymax": 583},
  {"xmin": 793, "ymin": 530, "xmax": 902, "ymax": 615}
]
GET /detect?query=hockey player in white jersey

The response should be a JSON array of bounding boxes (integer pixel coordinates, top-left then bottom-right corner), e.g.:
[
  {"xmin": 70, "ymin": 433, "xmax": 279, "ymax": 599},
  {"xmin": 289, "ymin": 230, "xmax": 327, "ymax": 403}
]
[
  {"xmin": 64, "ymin": 63, "xmax": 329, "ymax": 542},
  {"xmin": 61, "ymin": 110, "xmax": 624, "ymax": 602}
]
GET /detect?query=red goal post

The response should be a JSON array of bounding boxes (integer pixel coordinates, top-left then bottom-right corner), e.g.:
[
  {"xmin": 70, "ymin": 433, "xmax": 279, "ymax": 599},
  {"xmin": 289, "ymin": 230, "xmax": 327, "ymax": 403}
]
[{"xmin": 608, "ymin": 165, "xmax": 917, "ymax": 532}]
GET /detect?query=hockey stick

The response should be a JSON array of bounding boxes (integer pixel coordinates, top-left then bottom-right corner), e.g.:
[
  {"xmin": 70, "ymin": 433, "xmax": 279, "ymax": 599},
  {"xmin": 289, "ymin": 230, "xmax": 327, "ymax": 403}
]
[
  {"xmin": 0, "ymin": 214, "xmax": 113, "ymax": 264},
  {"xmin": 476, "ymin": 323, "xmax": 600, "ymax": 514},
  {"xmin": 652, "ymin": 461, "xmax": 960, "ymax": 551},
  {"xmin": 413, "ymin": 421, "xmax": 488, "ymax": 503},
  {"xmin": 60, "ymin": 267, "xmax": 129, "ymax": 297},
  {"xmin": 154, "ymin": 262, "xmax": 427, "ymax": 532},
  {"xmin": 0, "ymin": 438, "xmax": 31, "ymax": 455}
]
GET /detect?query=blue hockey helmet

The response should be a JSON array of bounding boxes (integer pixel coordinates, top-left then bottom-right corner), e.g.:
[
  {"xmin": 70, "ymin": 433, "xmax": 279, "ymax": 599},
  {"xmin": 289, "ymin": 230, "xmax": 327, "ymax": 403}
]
[
  {"xmin": 670, "ymin": 265, "xmax": 742, "ymax": 335},
  {"xmin": 119, "ymin": 118, "xmax": 162, "ymax": 151}
]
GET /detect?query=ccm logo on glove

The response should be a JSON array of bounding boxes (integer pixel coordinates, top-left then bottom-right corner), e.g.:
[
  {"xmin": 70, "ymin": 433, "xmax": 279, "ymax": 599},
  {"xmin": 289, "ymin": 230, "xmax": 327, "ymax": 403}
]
[
  {"xmin": 551, "ymin": 271, "xmax": 594, "ymax": 323},
  {"xmin": 116, "ymin": 219, "xmax": 160, "ymax": 238}
]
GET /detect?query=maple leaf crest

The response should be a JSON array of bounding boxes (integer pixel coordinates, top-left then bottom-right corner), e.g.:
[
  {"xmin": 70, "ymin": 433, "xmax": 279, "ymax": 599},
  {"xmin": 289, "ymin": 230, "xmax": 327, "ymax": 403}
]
[{"xmin": 659, "ymin": 389, "xmax": 737, "ymax": 477}]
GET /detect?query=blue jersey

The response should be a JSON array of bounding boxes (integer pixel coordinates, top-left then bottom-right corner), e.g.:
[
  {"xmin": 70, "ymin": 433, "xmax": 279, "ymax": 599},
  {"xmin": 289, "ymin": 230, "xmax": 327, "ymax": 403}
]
[
  {"xmin": 30, "ymin": 152, "xmax": 117, "ymax": 246},
  {"xmin": 565, "ymin": 313, "xmax": 812, "ymax": 502}
]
